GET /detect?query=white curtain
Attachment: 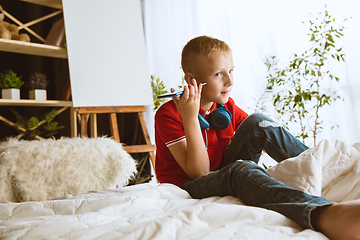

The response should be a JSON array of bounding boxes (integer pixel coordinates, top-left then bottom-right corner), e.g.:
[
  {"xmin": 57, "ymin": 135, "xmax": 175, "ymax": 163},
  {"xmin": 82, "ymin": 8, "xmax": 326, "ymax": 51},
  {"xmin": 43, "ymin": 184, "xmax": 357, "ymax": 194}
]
[{"xmin": 142, "ymin": 0, "xmax": 360, "ymax": 145}]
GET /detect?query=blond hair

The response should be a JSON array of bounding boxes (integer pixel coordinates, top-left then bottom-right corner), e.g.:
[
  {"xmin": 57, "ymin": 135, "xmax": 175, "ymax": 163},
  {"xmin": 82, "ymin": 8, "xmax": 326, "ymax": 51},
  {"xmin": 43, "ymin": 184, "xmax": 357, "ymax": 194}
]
[{"xmin": 181, "ymin": 36, "xmax": 231, "ymax": 74}]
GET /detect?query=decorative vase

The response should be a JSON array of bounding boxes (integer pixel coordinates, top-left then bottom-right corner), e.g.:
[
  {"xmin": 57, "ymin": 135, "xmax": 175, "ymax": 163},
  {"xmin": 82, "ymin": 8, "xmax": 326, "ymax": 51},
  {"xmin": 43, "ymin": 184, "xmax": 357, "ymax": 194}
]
[
  {"xmin": 2, "ymin": 89, "xmax": 20, "ymax": 100},
  {"xmin": 29, "ymin": 89, "xmax": 47, "ymax": 100}
]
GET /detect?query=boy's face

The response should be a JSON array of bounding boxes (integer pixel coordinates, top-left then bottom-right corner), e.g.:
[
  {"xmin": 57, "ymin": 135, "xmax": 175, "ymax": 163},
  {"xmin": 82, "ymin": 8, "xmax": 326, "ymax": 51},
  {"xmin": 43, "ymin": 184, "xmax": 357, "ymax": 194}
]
[{"xmin": 191, "ymin": 51, "xmax": 234, "ymax": 111}]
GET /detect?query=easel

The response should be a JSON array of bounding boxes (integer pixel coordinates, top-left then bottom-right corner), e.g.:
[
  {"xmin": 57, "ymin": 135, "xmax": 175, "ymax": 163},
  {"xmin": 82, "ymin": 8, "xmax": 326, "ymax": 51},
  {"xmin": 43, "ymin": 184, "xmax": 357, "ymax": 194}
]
[{"xmin": 76, "ymin": 106, "xmax": 156, "ymax": 170}]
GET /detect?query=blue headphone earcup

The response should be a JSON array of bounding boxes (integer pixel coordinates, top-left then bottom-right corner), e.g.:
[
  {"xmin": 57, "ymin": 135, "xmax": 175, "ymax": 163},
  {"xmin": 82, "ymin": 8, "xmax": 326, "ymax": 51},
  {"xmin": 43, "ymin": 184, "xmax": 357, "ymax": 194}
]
[
  {"xmin": 198, "ymin": 113, "xmax": 210, "ymax": 131},
  {"xmin": 208, "ymin": 106, "xmax": 232, "ymax": 130}
]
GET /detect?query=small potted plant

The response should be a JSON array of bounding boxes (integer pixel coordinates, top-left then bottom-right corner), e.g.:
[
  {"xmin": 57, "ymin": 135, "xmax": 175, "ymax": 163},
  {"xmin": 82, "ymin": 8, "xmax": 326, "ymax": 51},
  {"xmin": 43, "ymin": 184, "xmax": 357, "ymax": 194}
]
[
  {"xmin": 0, "ymin": 70, "xmax": 24, "ymax": 100},
  {"xmin": 28, "ymin": 72, "xmax": 49, "ymax": 100}
]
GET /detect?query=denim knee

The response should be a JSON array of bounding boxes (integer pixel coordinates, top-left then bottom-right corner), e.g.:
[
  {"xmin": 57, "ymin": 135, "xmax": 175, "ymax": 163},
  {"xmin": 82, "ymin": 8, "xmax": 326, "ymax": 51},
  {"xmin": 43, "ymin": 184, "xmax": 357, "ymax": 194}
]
[
  {"xmin": 242, "ymin": 113, "xmax": 280, "ymax": 134},
  {"xmin": 229, "ymin": 160, "xmax": 267, "ymax": 176},
  {"xmin": 226, "ymin": 160, "xmax": 270, "ymax": 195}
]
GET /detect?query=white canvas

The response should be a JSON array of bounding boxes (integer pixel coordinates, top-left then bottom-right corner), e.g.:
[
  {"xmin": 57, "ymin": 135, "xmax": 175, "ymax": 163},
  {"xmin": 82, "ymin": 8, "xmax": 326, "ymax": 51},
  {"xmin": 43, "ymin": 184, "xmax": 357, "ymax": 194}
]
[{"xmin": 62, "ymin": 0, "xmax": 153, "ymax": 107}]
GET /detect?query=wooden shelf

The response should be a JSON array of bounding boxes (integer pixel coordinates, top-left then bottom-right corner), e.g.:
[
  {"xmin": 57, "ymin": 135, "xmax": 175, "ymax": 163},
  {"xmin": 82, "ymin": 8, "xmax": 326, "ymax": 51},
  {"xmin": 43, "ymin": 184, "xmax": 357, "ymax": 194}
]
[
  {"xmin": 0, "ymin": 38, "xmax": 67, "ymax": 59},
  {"xmin": 0, "ymin": 99, "xmax": 72, "ymax": 107},
  {"xmin": 20, "ymin": 0, "xmax": 62, "ymax": 9}
]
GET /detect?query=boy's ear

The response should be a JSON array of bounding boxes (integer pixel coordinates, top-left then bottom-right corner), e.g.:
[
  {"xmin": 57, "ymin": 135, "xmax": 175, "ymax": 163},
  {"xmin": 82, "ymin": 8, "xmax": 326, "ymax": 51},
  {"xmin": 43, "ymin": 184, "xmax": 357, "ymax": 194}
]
[{"xmin": 184, "ymin": 73, "xmax": 195, "ymax": 84}]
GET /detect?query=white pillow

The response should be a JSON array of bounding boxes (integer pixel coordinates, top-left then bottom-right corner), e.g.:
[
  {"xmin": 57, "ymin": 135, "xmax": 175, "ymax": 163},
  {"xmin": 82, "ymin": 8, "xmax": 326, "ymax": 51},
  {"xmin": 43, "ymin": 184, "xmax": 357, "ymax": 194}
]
[{"xmin": 0, "ymin": 137, "xmax": 137, "ymax": 202}]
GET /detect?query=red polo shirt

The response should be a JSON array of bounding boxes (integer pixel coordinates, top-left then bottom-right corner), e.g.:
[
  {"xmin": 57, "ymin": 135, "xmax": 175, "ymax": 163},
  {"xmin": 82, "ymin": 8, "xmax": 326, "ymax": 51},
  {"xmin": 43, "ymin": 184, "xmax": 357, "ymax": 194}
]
[{"xmin": 154, "ymin": 97, "xmax": 248, "ymax": 186}]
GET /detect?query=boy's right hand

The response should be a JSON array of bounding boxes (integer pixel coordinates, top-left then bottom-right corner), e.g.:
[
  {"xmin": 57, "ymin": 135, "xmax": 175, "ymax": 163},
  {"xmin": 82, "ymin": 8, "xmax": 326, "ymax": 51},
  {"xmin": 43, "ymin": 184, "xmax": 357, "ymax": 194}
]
[{"xmin": 172, "ymin": 78, "xmax": 203, "ymax": 123}]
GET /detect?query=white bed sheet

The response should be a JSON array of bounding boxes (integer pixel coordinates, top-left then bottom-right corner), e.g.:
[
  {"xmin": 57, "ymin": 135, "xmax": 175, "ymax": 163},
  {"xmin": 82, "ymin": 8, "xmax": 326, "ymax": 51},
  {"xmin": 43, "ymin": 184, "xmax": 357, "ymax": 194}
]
[
  {"xmin": 1, "ymin": 139, "xmax": 359, "ymax": 240},
  {"xmin": 0, "ymin": 183, "xmax": 326, "ymax": 240}
]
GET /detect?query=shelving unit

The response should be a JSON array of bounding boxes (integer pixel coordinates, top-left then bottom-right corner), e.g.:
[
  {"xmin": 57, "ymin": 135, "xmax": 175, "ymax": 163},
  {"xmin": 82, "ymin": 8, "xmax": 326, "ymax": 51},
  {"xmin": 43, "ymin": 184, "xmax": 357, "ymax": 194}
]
[{"xmin": 0, "ymin": 0, "xmax": 77, "ymax": 138}]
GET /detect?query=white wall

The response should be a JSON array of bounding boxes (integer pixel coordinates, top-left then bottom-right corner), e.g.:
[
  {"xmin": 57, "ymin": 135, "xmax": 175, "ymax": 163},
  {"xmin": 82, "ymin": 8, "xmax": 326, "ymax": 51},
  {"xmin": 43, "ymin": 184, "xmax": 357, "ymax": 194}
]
[{"xmin": 143, "ymin": 0, "xmax": 360, "ymax": 146}]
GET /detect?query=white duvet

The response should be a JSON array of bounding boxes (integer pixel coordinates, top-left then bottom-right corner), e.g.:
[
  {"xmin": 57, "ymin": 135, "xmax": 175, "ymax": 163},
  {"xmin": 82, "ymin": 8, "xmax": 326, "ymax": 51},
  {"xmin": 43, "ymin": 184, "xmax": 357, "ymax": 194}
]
[{"xmin": 1, "ymin": 139, "xmax": 359, "ymax": 240}]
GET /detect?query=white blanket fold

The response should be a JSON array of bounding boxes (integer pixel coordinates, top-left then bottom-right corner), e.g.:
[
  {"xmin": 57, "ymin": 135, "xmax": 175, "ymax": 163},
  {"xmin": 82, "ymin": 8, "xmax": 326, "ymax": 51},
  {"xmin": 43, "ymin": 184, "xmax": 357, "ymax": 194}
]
[{"xmin": 267, "ymin": 139, "xmax": 360, "ymax": 202}]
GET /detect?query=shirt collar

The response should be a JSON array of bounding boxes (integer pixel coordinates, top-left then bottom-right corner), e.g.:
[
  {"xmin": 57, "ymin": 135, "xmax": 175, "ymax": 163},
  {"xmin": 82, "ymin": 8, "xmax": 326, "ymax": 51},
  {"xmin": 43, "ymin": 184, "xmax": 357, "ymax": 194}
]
[{"xmin": 199, "ymin": 103, "xmax": 217, "ymax": 116}]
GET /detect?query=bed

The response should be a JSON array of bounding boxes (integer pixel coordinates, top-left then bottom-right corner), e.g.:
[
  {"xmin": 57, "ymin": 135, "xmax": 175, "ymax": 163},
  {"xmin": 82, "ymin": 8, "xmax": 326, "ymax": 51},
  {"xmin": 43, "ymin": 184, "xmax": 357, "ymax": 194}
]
[{"xmin": 0, "ymin": 138, "xmax": 359, "ymax": 239}]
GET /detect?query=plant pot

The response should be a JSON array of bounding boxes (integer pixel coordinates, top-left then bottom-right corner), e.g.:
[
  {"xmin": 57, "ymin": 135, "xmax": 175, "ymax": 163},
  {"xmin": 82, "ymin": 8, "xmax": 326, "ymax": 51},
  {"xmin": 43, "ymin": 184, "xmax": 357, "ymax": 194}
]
[
  {"xmin": 29, "ymin": 89, "xmax": 47, "ymax": 101},
  {"xmin": 2, "ymin": 88, "xmax": 20, "ymax": 100}
]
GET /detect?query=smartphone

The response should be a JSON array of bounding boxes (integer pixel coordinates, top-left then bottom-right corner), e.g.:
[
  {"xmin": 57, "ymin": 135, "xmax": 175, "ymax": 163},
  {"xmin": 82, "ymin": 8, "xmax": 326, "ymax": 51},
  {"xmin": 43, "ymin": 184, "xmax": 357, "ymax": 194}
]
[
  {"xmin": 157, "ymin": 82, "xmax": 207, "ymax": 99},
  {"xmin": 157, "ymin": 90, "xmax": 184, "ymax": 99}
]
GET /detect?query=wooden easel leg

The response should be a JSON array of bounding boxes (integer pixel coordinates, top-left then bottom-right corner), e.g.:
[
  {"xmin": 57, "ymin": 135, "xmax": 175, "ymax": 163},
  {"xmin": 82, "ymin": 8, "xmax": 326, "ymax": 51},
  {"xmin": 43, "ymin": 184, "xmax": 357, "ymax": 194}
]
[
  {"xmin": 80, "ymin": 113, "xmax": 88, "ymax": 137},
  {"xmin": 109, "ymin": 113, "xmax": 120, "ymax": 143},
  {"xmin": 70, "ymin": 107, "xmax": 77, "ymax": 137},
  {"xmin": 138, "ymin": 112, "xmax": 156, "ymax": 170},
  {"xmin": 90, "ymin": 113, "xmax": 97, "ymax": 138}
]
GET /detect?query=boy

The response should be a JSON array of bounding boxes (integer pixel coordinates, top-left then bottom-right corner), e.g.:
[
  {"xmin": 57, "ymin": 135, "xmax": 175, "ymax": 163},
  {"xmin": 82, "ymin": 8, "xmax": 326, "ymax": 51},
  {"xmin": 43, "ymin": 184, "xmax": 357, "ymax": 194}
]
[{"xmin": 155, "ymin": 36, "xmax": 360, "ymax": 239}]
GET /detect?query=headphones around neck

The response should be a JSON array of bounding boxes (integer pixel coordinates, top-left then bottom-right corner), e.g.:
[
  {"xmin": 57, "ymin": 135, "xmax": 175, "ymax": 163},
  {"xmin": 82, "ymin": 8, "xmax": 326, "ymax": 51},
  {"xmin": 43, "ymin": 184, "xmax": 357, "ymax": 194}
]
[{"xmin": 198, "ymin": 104, "xmax": 232, "ymax": 131}]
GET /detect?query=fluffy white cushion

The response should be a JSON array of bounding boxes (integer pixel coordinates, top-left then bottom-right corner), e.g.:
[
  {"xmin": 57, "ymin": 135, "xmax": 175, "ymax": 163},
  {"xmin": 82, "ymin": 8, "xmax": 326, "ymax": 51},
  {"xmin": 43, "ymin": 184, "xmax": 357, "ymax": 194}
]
[{"xmin": 0, "ymin": 137, "xmax": 137, "ymax": 202}]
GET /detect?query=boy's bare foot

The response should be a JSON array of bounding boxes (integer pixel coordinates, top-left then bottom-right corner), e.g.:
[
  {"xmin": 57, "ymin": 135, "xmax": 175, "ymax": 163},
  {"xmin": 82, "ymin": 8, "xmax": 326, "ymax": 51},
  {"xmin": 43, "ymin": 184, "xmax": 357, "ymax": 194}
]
[{"xmin": 311, "ymin": 199, "xmax": 360, "ymax": 240}]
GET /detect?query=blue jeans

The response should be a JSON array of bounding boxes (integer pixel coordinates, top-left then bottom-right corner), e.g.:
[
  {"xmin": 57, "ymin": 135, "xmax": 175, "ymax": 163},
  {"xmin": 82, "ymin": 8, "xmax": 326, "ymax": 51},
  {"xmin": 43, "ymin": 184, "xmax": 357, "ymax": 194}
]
[{"xmin": 180, "ymin": 113, "xmax": 333, "ymax": 229}]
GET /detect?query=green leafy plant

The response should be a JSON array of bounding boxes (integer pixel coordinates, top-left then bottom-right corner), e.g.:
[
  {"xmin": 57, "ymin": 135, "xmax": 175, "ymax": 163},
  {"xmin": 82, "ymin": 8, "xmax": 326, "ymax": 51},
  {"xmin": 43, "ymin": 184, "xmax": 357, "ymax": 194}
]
[
  {"xmin": 150, "ymin": 75, "xmax": 168, "ymax": 110},
  {"xmin": 260, "ymin": 8, "xmax": 347, "ymax": 146},
  {"xmin": 8, "ymin": 108, "xmax": 65, "ymax": 140},
  {"xmin": 0, "ymin": 70, "xmax": 24, "ymax": 89},
  {"xmin": 28, "ymin": 72, "xmax": 49, "ymax": 90}
]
